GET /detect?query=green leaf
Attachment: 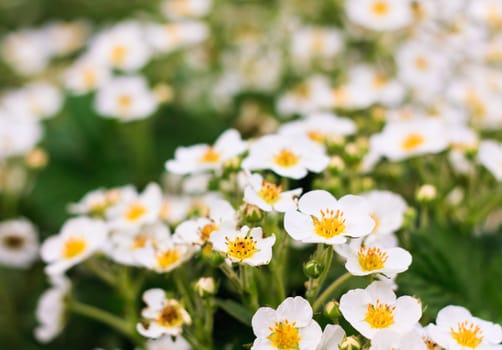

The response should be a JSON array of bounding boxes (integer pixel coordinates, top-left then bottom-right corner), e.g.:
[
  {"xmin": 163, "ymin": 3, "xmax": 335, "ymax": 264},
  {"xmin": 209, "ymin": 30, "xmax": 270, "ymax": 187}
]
[{"xmin": 215, "ymin": 299, "xmax": 253, "ymax": 326}]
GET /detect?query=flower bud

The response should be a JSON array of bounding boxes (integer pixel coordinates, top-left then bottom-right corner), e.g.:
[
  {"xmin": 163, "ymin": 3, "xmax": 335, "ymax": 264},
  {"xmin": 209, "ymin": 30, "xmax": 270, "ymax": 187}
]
[
  {"xmin": 202, "ymin": 244, "xmax": 225, "ymax": 266},
  {"xmin": 303, "ymin": 260, "xmax": 324, "ymax": 279},
  {"xmin": 239, "ymin": 203, "xmax": 263, "ymax": 223},
  {"xmin": 153, "ymin": 83, "xmax": 174, "ymax": 103},
  {"xmin": 194, "ymin": 277, "xmax": 216, "ymax": 297},
  {"xmin": 324, "ymin": 300, "xmax": 341, "ymax": 320},
  {"xmin": 328, "ymin": 156, "xmax": 345, "ymax": 175},
  {"xmin": 416, "ymin": 184, "xmax": 437, "ymax": 202},
  {"xmin": 402, "ymin": 207, "xmax": 417, "ymax": 230},
  {"xmin": 25, "ymin": 148, "xmax": 48, "ymax": 169},
  {"xmin": 223, "ymin": 157, "xmax": 241, "ymax": 174},
  {"xmin": 340, "ymin": 336, "xmax": 361, "ymax": 350}
]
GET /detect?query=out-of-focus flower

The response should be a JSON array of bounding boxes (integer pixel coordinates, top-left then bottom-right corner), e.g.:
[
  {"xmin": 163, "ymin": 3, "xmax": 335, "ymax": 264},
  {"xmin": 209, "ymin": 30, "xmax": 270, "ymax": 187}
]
[
  {"xmin": 0, "ymin": 218, "xmax": 39, "ymax": 268},
  {"xmin": 147, "ymin": 335, "xmax": 192, "ymax": 350},
  {"xmin": 209, "ymin": 226, "xmax": 275, "ymax": 266},
  {"xmin": 346, "ymin": 0, "xmax": 412, "ymax": 31},
  {"xmin": 427, "ymin": 305, "xmax": 502, "ymax": 350},
  {"xmin": 194, "ymin": 277, "xmax": 216, "ymax": 297},
  {"xmin": 44, "ymin": 20, "xmax": 89, "ymax": 56},
  {"xmin": 161, "ymin": 0, "xmax": 212, "ymax": 19},
  {"xmin": 284, "ymin": 190, "xmax": 374, "ymax": 245},
  {"xmin": 0, "ymin": 116, "xmax": 42, "ymax": 160},
  {"xmin": 63, "ymin": 57, "xmax": 111, "ymax": 95},
  {"xmin": 137, "ymin": 289, "xmax": 191, "ymax": 338},
  {"xmin": 339, "ymin": 281, "xmax": 422, "ymax": 339},
  {"xmin": 317, "ymin": 324, "xmax": 346, "ymax": 350},
  {"xmin": 291, "ymin": 26, "xmax": 343, "ymax": 66},
  {"xmin": 95, "ymin": 75, "xmax": 158, "ymax": 121},
  {"xmin": 370, "ymin": 329, "xmax": 427, "ymax": 350},
  {"xmin": 251, "ymin": 296, "xmax": 322, "ymax": 350},
  {"xmin": 362, "ymin": 190, "xmax": 407, "ymax": 238},
  {"xmin": 416, "ymin": 184, "xmax": 437, "ymax": 202},
  {"xmin": 277, "ymin": 76, "xmax": 332, "ymax": 117},
  {"xmin": 146, "ymin": 21, "xmax": 208, "ymax": 54},
  {"xmin": 478, "ymin": 140, "xmax": 502, "ymax": 181},
  {"xmin": 69, "ymin": 185, "xmax": 137, "ymax": 217},
  {"xmin": 41, "ymin": 217, "xmax": 108, "ymax": 275}
]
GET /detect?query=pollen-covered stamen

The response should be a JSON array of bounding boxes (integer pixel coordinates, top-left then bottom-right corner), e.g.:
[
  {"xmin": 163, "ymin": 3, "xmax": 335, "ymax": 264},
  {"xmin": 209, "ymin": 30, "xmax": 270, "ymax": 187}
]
[
  {"xmin": 365, "ymin": 300, "xmax": 395, "ymax": 329},
  {"xmin": 225, "ymin": 235, "xmax": 257, "ymax": 260},
  {"xmin": 274, "ymin": 149, "xmax": 299, "ymax": 168},
  {"xmin": 258, "ymin": 181, "xmax": 282, "ymax": 204},
  {"xmin": 199, "ymin": 147, "xmax": 220, "ymax": 164},
  {"xmin": 312, "ymin": 209, "xmax": 346, "ymax": 238},
  {"xmin": 200, "ymin": 222, "xmax": 218, "ymax": 242},
  {"xmin": 62, "ymin": 237, "xmax": 87, "ymax": 259},
  {"xmin": 401, "ymin": 133, "xmax": 425, "ymax": 151},
  {"xmin": 307, "ymin": 130, "xmax": 324, "ymax": 143},
  {"xmin": 415, "ymin": 57, "xmax": 429, "ymax": 71},
  {"xmin": 267, "ymin": 320, "xmax": 301, "ymax": 349},
  {"xmin": 110, "ymin": 45, "xmax": 127, "ymax": 64},
  {"xmin": 450, "ymin": 321, "xmax": 484, "ymax": 348},
  {"xmin": 2, "ymin": 235, "xmax": 25, "ymax": 250},
  {"xmin": 372, "ymin": 0, "xmax": 389, "ymax": 15},
  {"xmin": 157, "ymin": 303, "xmax": 183, "ymax": 328},
  {"xmin": 358, "ymin": 246, "xmax": 388, "ymax": 271},
  {"xmin": 156, "ymin": 249, "xmax": 181, "ymax": 269},
  {"xmin": 131, "ymin": 235, "xmax": 149, "ymax": 249},
  {"xmin": 125, "ymin": 202, "xmax": 147, "ymax": 222}
]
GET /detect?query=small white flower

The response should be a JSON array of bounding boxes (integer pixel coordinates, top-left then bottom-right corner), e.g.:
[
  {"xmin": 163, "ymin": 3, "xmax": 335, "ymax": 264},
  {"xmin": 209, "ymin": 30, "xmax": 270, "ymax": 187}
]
[
  {"xmin": 291, "ymin": 26, "xmax": 343, "ymax": 66},
  {"xmin": 362, "ymin": 190, "xmax": 408, "ymax": 238},
  {"xmin": 427, "ymin": 305, "xmax": 502, "ymax": 350},
  {"xmin": 478, "ymin": 140, "xmax": 502, "ymax": 181},
  {"xmin": 317, "ymin": 324, "xmax": 346, "ymax": 350},
  {"xmin": 251, "ymin": 296, "xmax": 322, "ymax": 350},
  {"xmin": 95, "ymin": 75, "xmax": 158, "ymax": 121},
  {"xmin": 44, "ymin": 20, "xmax": 88, "ymax": 56},
  {"xmin": 2, "ymin": 82, "xmax": 62, "ymax": 120},
  {"xmin": 40, "ymin": 217, "xmax": 108, "ymax": 275},
  {"xmin": 209, "ymin": 226, "xmax": 275, "ymax": 266},
  {"xmin": 166, "ymin": 129, "xmax": 247, "ymax": 175},
  {"xmin": 63, "ymin": 57, "xmax": 111, "ymax": 95},
  {"xmin": 34, "ymin": 275, "xmax": 70, "ymax": 343},
  {"xmin": 339, "ymin": 281, "xmax": 422, "ymax": 339},
  {"xmin": 284, "ymin": 190, "xmax": 375, "ymax": 245},
  {"xmin": 146, "ymin": 21, "xmax": 208, "ymax": 54},
  {"xmin": 344, "ymin": 243, "xmax": 412, "ymax": 276},
  {"xmin": 242, "ymin": 135, "xmax": 330, "ymax": 180},
  {"xmin": 370, "ymin": 329, "xmax": 427, "ymax": 350},
  {"xmin": 0, "ymin": 218, "xmax": 39, "ymax": 268},
  {"xmin": 147, "ymin": 334, "xmax": 192, "ymax": 350},
  {"xmin": 346, "ymin": 0, "xmax": 412, "ymax": 31},
  {"xmin": 137, "ymin": 289, "xmax": 191, "ymax": 338},
  {"xmin": 161, "ymin": 0, "xmax": 212, "ymax": 19},
  {"xmin": 243, "ymin": 173, "xmax": 302, "ymax": 213},
  {"xmin": 0, "ymin": 115, "xmax": 42, "ymax": 160},
  {"xmin": 69, "ymin": 185, "xmax": 137, "ymax": 216}
]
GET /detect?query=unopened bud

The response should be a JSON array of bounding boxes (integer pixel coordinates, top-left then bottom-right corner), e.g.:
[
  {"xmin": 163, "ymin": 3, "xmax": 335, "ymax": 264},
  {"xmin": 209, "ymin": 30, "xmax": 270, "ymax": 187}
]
[
  {"xmin": 25, "ymin": 148, "xmax": 48, "ymax": 169},
  {"xmin": 403, "ymin": 207, "xmax": 417, "ymax": 229},
  {"xmin": 194, "ymin": 277, "xmax": 216, "ymax": 297},
  {"xmin": 328, "ymin": 156, "xmax": 345, "ymax": 175},
  {"xmin": 324, "ymin": 300, "xmax": 341, "ymax": 320},
  {"xmin": 304, "ymin": 260, "xmax": 324, "ymax": 279},
  {"xmin": 223, "ymin": 157, "xmax": 241, "ymax": 173},
  {"xmin": 340, "ymin": 336, "xmax": 361, "ymax": 350},
  {"xmin": 240, "ymin": 203, "xmax": 263, "ymax": 223},
  {"xmin": 202, "ymin": 244, "xmax": 225, "ymax": 266},
  {"xmin": 416, "ymin": 184, "xmax": 437, "ymax": 202},
  {"xmin": 153, "ymin": 83, "xmax": 174, "ymax": 103}
]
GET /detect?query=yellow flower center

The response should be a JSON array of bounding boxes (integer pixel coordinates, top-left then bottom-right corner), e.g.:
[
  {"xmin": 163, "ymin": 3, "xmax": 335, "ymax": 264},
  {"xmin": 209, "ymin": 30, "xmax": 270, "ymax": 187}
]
[
  {"xmin": 415, "ymin": 57, "xmax": 429, "ymax": 70},
  {"xmin": 62, "ymin": 237, "xmax": 87, "ymax": 259},
  {"xmin": 370, "ymin": 213, "xmax": 381, "ymax": 234},
  {"xmin": 358, "ymin": 246, "xmax": 388, "ymax": 271},
  {"xmin": 365, "ymin": 300, "xmax": 395, "ymax": 329},
  {"xmin": 200, "ymin": 222, "xmax": 218, "ymax": 242},
  {"xmin": 131, "ymin": 235, "xmax": 149, "ymax": 249},
  {"xmin": 199, "ymin": 147, "xmax": 220, "ymax": 164},
  {"xmin": 450, "ymin": 321, "xmax": 483, "ymax": 348},
  {"xmin": 258, "ymin": 181, "xmax": 282, "ymax": 204},
  {"xmin": 310, "ymin": 30, "xmax": 325, "ymax": 53},
  {"xmin": 117, "ymin": 95, "xmax": 133, "ymax": 111},
  {"xmin": 225, "ymin": 235, "xmax": 257, "ymax": 260},
  {"xmin": 125, "ymin": 203, "xmax": 147, "ymax": 222},
  {"xmin": 372, "ymin": 0, "xmax": 389, "ymax": 15},
  {"xmin": 274, "ymin": 149, "xmax": 299, "ymax": 168},
  {"xmin": 307, "ymin": 130, "xmax": 324, "ymax": 143},
  {"xmin": 267, "ymin": 320, "xmax": 301, "ymax": 350},
  {"xmin": 157, "ymin": 303, "xmax": 183, "ymax": 328},
  {"xmin": 83, "ymin": 68, "xmax": 97, "ymax": 88},
  {"xmin": 373, "ymin": 73, "xmax": 388, "ymax": 88},
  {"xmin": 312, "ymin": 209, "xmax": 346, "ymax": 238},
  {"xmin": 401, "ymin": 133, "xmax": 425, "ymax": 151},
  {"xmin": 156, "ymin": 249, "xmax": 181, "ymax": 269},
  {"xmin": 466, "ymin": 91, "xmax": 486, "ymax": 119},
  {"xmin": 110, "ymin": 45, "xmax": 127, "ymax": 65}
]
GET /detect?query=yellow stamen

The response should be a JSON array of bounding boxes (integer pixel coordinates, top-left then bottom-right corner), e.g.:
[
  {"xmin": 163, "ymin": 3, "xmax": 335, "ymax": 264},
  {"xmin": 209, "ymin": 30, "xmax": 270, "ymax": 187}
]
[
  {"xmin": 125, "ymin": 203, "xmax": 147, "ymax": 222},
  {"xmin": 274, "ymin": 149, "xmax": 299, "ymax": 168},
  {"xmin": 225, "ymin": 235, "xmax": 257, "ymax": 260},
  {"xmin": 117, "ymin": 95, "xmax": 133, "ymax": 111},
  {"xmin": 111, "ymin": 45, "xmax": 127, "ymax": 65},
  {"xmin": 372, "ymin": 0, "xmax": 389, "ymax": 15},
  {"xmin": 156, "ymin": 249, "xmax": 181, "ymax": 269},
  {"xmin": 450, "ymin": 321, "xmax": 483, "ymax": 348},
  {"xmin": 83, "ymin": 68, "xmax": 97, "ymax": 88},
  {"xmin": 131, "ymin": 235, "xmax": 148, "ymax": 249},
  {"xmin": 200, "ymin": 222, "xmax": 218, "ymax": 242},
  {"xmin": 415, "ymin": 57, "xmax": 429, "ymax": 70},
  {"xmin": 62, "ymin": 237, "xmax": 87, "ymax": 259},
  {"xmin": 258, "ymin": 181, "xmax": 282, "ymax": 204},
  {"xmin": 267, "ymin": 320, "xmax": 301, "ymax": 349},
  {"xmin": 358, "ymin": 246, "xmax": 388, "ymax": 271},
  {"xmin": 312, "ymin": 209, "xmax": 346, "ymax": 238},
  {"xmin": 365, "ymin": 300, "xmax": 395, "ymax": 329},
  {"xmin": 401, "ymin": 133, "xmax": 425, "ymax": 151},
  {"xmin": 199, "ymin": 147, "xmax": 220, "ymax": 164},
  {"xmin": 157, "ymin": 303, "xmax": 183, "ymax": 328},
  {"xmin": 307, "ymin": 130, "xmax": 324, "ymax": 143}
]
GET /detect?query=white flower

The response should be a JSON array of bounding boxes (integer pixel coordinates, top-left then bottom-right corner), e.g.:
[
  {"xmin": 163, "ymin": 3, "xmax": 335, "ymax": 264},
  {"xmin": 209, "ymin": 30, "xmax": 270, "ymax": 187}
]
[
  {"xmin": 161, "ymin": 0, "xmax": 212, "ymax": 19},
  {"xmin": 427, "ymin": 305, "xmax": 502, "ymax": 350},
  {"xmin": 137, "ymin": 289, "xmax": 191, "ymax": 338},
  {"xmin": 87, "ymin": 21, "xmax": 151, "ymax": 71},
  {"xmin": 63, "ymin": 57, "xmax": 111, "ymax": 95},
  {"xmin": 69, "ymin": 185, "xmax": 137, "ymax": 216},
  {"xmin": 209, "ymin": 226, "xmax": 275, "ymax": 266},
  {"xmin": 278, "ymin": 112, "xmax": 356, "ymax": 144},
  {"xmin": 339, "ymin": 281, "xmax": 422, "ymax": 339},
  {"xmin": 368, "ymin": 119, "xmax": 449, "ymax": 162},
  {"xmin": 106, "ymin": 183, "xmax": 163, "ymax": 231},
  {"xmin": 40, "ymin": 217, "xmax": 108, "ymax": 275},
  {"xmin": 317, "ymin": 324, "xmax": 346, "ymax": 350},
  {"xmin": 34, "ymin": 275, "xmax": 70, "ymax": 343},
  {"xmin": 0, "ymin": 218, "xmax": 39, "ymax": 268},
  {"xmin": 243, "ymin": 173, "xmax": 302, "ymax": 213},
  {"xmin": 166, "ymin": 129, "xmax": 247, "ymax": 175},
  {"xmin": 344, "ymin": 244, "xmax": 412, "ymax": 276},
  {"xmin": 147, "ymin": 335, "xmax": 192, "ymax": 350},
  {"xmin": 146, "ymin": 21, "xmax": 208, "ymax": 54},
  {"xmin": 44, "ymin": 20, "xmax": 88, "ymax": 56},
  {"xmin": 478, "ymin": 140, "xmax": 502, "ymax": 181},
  {"xmin": 2, "ymin": 82, "xmax": 63, "ymax": 120},
  {"xmin": 242, "ymin": 135, "xmax": 329, "ymax": 180},
  {"xmin": 0, "ymin": 115, "xmax": 42, "ymax": 160},
  {"xmin": 370, "ymin": 329, "xmax": 427, "ymax": 350},
  {"xmin": 362, "ymin": 190, "xmax": 408, "ymax": 238},
  {"xmin": 346, "ymin": 0, "xmax": 412, "ymax": 31},
  {"xmin": 251, "ymin": 296, "xmax": 322, "ymax": 350},
  {"xmin": 284, "ymin": 190, "xmax": 374, "ymax": 245},
  {"xmin": 291, "ymin": 27, "xmax": 343, "ymax": 65},
  {"xmin": 95, "ymin": 75, "xmax": 158, "ymax": 121}
]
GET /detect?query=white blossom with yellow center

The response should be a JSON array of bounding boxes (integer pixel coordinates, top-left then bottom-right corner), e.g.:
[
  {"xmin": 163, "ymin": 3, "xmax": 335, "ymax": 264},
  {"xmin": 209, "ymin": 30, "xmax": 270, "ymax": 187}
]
[
  {"xmin": 427, "ymin": 305, "xmax": 502, "ymax": 350},
  {"xmin": 146, "ymin": 21, "xmax": 208, "ymax": 54},
  {"xmin": 64, "ymin": 57, "xmax": 111, "ymax": 95},
  {"xmin": 284, "ymin": 190, "xmax": 374, "ymax": 245},
  {"xmin": 161, "ymin": 0, "xmax": 212, "ymax": 19},
  {"xmin": 137, "ymin": 289, "xmax": 192, "ymax": 338},
  {"xmin": 209, "ymin": 226, "xmax": 275, "ymax": 266},
  {"xmin": 346, "ymin": 0, "xmax": 412, "ymax": 31},
  {"xmin": 345, "ymin": 243, "xmax": 412, "ymax": 276},
  {"xmin": 242, "ymin": 135, "xmax": 329, "ymax": 180},
  {"xmin": 251, "ymin": 296, "xmax": 322, "ymax": 350},
  {"xmin": 339, "ymin": 281, "xmax": 422, "ymax": 339},
  {"xmin": 166, "ymin": 129, "xmax": 247, "ymax": 175},
  {"xmin": 41, "ymin": 217, "xmax": 108, "ymax": 275},
  {"xmin": 243, "ymin": 173, "xmax": 302, "ymax": 212},
  {"xmin": 69, "ymin": 185, "xmax": 137, "ymax": 216},
  {"xmin": 362, "ymin": 190, "xmax": 407, "ymax": 240}
]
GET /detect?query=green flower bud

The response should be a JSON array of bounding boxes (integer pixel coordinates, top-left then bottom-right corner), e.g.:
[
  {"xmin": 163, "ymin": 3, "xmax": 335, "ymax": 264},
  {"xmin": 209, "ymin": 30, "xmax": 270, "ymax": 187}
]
[
  {"xmin": 340, "ymin": 336, "xmax": 361, "ymax": 350},
  {"xmin": 239, "ymin": 203, "xmax": 264, "ymax": 223},
  {"xmin": 304, "ymin": 260, "xmax": 324, "ymax": 279},
  {"xmin": 416, "ymin": 184, "xmax": 437, "ymax": 203},
  {"xmin": 324, "ymin": 300, "xmax": 341, "ymax": 321}
]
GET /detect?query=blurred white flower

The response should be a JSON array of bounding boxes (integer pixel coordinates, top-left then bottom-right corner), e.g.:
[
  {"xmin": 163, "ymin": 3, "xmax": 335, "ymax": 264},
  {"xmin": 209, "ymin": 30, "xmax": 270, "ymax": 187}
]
[
  {"xmin": 478, "ymin": 140, "xmax": 502, "ymax": 181},
  {"xmin": 0, "ymin": 218, "xmax": 39, "ymax": 268},
  {"xmin": 2, "ymin": 82, "xmax": 63, "ymax": 120},
  {"xmin": 161, "ymin": 0, "xmax": 212, "ymax": 19},
  {"xmin": 147, "ymin": 335, "xmax": 192, "ymax": 350},
  {"xmin": 277, "ymin": 76, "xmax": 332, "ymax": 117},
  {"xmin": 146, "ymin": 21, "xmax": 208, "ymax": 54},
  {"xmin": 346, "ymin": 0, "xmax": 412, "ymax": 31},
  {"xmin": 0, "ymin": 115, "xmax": 42, "ymax": 160},
  {"xmin": 64, "ymin": 57, "xmax": 111, "ymax": 95}
]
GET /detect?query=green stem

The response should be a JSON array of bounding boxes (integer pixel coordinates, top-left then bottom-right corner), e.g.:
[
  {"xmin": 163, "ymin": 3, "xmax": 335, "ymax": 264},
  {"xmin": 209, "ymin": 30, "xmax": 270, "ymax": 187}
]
[
  {"xmin": 172, "ymin": 269, "xmax": 195, "ymax": 315},
  {"xmin": 240, "ymin": 265, "xmax": 259, "ymax": 310},
  {"xmin": 85, "ymin": 259, "xmax": 117, "ymax": 287},
  {"xmin": 219, "ymin": 263, "xmax": 243, "ymax": 292},
  {"xmin": 313, "ymin": 272, "xmax": 352, "ymax": 312},
  {"xmin": 306, "ymin": 244, "xmax": 333, "ymax": 304}
]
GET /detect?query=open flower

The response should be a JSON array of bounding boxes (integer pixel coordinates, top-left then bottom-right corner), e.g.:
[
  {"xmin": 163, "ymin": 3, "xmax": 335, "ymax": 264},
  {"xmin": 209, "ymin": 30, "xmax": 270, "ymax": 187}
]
[
  {"xmin": 137, "ymin": 289, "xmax": 191, "ymax": 338},
  {"xmin": 284, "ymin": 190, "xmax": 374, "ymax": 245},
  {"xmin": 242, "ymin": 135, "xmax": 330, "ymax": 180},
  {"xmin": 243, "ymin": 172, "xmax": 302, "ymax": 212},
  {"xmin": 209, "ymin": 226, "xmax": 275, "ymax": 266},
  {"xmin": 41, "ymin": 217, "xmax": 108, "ymax": 275},
  {"xmin": 345, "ymin": 243, "xmax": 412, "ymax": 276},
  {"xmin": 370, "ymin": 329, "xmax": 427, "ymax": 350},
  {"xmin": 161, "ymin": 0, "xmax": 212, "ymax": 19},
  {"xmin": 63, "ymin": 57, "xmax": 111, "ymax": 95},
  {"xmin": 478, "ymin": 140, "xmax": 502, "ymax": 181},
  {"xmin": 427, "ymin": 305, "xmax": 502, "ymax": 350},
  {"xmin": 339, "ymin": 281, "xmax": 422, "ymax": 339},
  {"xmin": 0, "ymin": 218, "xmax": 39, "ymax": 269},
  {"xmin": 166, "ymin": 129, "xmax": 247, "ymax": 175},
  {"xmin": 346, "ymin": 0, "xmax": 412, "ymax": 31},
  {"xmin": 317, "ymin": 324, "xmax": 346, "ymax": 350},
  {"xmin": 251, "ymin": 296, "xmax": 322, "ymax": 350},
  {"xmin": 362, "ymin": 190, "xmax": 408, "ymax": 239},
  {"xmin": 69, "ymin": 185, "xmax": 137, "ymax": 217},
  {"xmin": 147, "ymin": 334, "xmax": 192, "ymax": 350}
]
